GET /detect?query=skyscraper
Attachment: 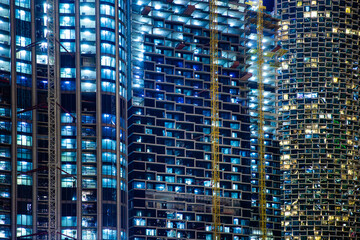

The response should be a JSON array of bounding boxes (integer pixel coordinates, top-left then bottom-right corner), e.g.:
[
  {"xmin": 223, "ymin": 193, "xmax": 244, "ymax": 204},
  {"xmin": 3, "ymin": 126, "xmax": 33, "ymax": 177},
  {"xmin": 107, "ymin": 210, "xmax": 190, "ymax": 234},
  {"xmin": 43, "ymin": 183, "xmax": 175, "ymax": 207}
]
[
  {"xmin": 0, "ymin": 0, "xmax": 127, "ymax": 239},
  {"xmin": 128, "ymin": 1, "xmax": 281, "ymax": 240},
  {"xmin": 276, "ymin": 0, "xmax": 360, "ymax": 239},
  {"xmin": 246, "ymin": 8, "xmax": 281, "ymax": 239}
]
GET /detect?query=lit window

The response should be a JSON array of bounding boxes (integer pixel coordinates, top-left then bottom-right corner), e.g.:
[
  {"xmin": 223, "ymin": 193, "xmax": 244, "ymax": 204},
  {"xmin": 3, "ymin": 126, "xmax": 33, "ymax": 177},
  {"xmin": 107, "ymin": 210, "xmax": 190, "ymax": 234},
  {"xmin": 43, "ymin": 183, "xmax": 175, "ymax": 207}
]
[
  {"xmin": 311, "ymin": 11, "xmax": 317, "ymax": 18},
  {"xmin": 146, "ymin": 229, "xmax": 156, "ymax": 236}
]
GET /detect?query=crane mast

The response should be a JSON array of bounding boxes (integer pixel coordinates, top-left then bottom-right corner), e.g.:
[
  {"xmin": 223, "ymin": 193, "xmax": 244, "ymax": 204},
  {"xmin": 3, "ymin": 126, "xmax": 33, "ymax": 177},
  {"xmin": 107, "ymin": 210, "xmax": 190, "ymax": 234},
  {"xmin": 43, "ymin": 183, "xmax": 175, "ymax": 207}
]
[
  {"xmin": 246, "ymin": 0, "xmax": 267, "ymax": 238},
  {"xmin": 255, "ymin": 1, "xmax": 267, "ymax": 239},
  {"xmin": 209, "ymin": 0, "xmax": 220, "ymax": 240},
  {"xmin": 46, "ymin": 0, "xmax": 58, "ymax": 238}
]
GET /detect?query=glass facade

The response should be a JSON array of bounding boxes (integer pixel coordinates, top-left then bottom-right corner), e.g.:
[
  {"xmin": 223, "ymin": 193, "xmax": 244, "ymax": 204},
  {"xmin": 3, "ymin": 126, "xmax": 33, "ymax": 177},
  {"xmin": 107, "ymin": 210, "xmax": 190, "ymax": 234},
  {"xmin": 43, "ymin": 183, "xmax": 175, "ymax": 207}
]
[
  {"xmin": 0, "ymin": 1, "xmax": 11, "ymax": 239},
  {"xmin": 128, "ymin": 0, "xmax": 281, "ymax": 240},
  {"xmin": 277, "ymin": 0, "xmax": 360, "ymax": 239},
  {"xmin": 246, "ymin": 9, "xmax": 281, "ymax": 240},
  {"xmin": 0, "ymin": 0, "xmax": 127, "ymax": 239}
]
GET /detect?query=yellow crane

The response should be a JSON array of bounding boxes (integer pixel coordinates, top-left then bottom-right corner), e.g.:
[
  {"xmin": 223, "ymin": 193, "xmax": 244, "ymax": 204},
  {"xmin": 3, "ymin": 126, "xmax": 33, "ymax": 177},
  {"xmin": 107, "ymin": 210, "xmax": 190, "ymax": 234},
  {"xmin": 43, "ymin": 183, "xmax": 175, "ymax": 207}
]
[
  {"xmin": 247, "ymin": 0, "xmax": 267, "ymax": 239},
  {"xmin": 209, "ymin": 0, "xmax": 220, "ymax": 239}
]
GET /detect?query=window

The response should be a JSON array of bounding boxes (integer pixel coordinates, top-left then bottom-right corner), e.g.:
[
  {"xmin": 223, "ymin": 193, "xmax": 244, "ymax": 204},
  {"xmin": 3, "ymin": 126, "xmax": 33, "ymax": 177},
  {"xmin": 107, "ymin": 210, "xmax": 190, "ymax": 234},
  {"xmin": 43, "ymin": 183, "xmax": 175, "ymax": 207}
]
[
  {"xmin": 61, "ymin": 139, "xmax": 76, "ymax": 149},
  {"xmin": 60, "ymin": 16, "xmax": 75, "ymax": 27},
  {"xmin": 17, "ymin": 175, "xmax": 32, "ymax": 186},
  {"xmin": 103, "ymin": 178, "xmax": 116, "ymax": 188},
  {"xmin": 60, "ymin": 29, "xmax": 76, "ymax": 40},
  {"xmin": 17, "ymin": 135, "xmax": 32, "ymax": 146},
  {"xmin": 0, "ymin": 214, "xmax": 10, "ymax": 225},
  {"xmin": 15, "ymin": 9, "xmax": 30, "ymax": 21},
  {"xmin": 80, "ymin": 30, "xmax": 96, "ymax": 41},
  {"xmin": 82, "ymin": 178, "xmax": 97, "ymax": 188},
  {"xmin": 80, "ymin": 5, "xmax": 95, "ymax": 15},
  {"xmin": 61, "ymin": 177, "xmax": 76, "ymax": 188},
  {"xmin": 100, "ymin": 4, "xmax": 115, "ymax": 16},
  {"xmin": 134, "ymin": 218, "xmax": 146, "ymax": 226},
  {"xmin": 102, "ymin": 165, "xmax": 116, "ymax": 176},
  {"xmin": 103, "ymin": 229, "xmax": 117, "ymax": 239},
  {"xmin": 59, "ymin": 3, "xmax": 75, "ymax": 13},
  {"xmin": 17, "ymin": 161, "xmax": 32, "ymax": 172},
  {"xmin": 16, "ymin": 228, "xmax": 32, "ymax": 237},
  {"xmin": 82, "ymin": 229, "xmax": 97, "ymax": 240},
  {"xmin": 100, "ymin": 17, "xmax": 115, "ymax": 29},
  {"xmin": 61, "ymin": 126, "xmax": 76, "ymax": 136},
  {"xmin": 101, "ymin": 56, "xmax": 115, "ymax": 67},
  {"xmin": 146, "ymin": 229, "xmax": 156, "ymax": 236},
  {"xmin": 16, "ymin": 50, "xmax": 31, "ymax": 61},
  {"xmin": 61, "ymin": 217, "xmax": 77, "ymax": 227},
  {"xmin": 62, "ymin": 164, "xmax": 76, "ymax": 175},
  {"xmin": 82, "ymin": 166, "xmax": 96, "ymax": 176},
  {"xmin": 102, "ymin": 139, "xmax": 116, "ymax": 150},
  {"xmin": 133, "ymin": 181, "xmax": 145, "ymax": 189},
  {"xmin": 16, "ymin": 62, "xmax": 31, "ymax": 74},
  {"xmin": 102, "ymin": 152, "xmax": 116, "ymax": 163},
  {"xmin": 15, "ymin": 0, "xmax": 30, "ymax": 8},
  {"xmin": 101, "ymin": 30, "xmax": 115, "ymax": 42}
]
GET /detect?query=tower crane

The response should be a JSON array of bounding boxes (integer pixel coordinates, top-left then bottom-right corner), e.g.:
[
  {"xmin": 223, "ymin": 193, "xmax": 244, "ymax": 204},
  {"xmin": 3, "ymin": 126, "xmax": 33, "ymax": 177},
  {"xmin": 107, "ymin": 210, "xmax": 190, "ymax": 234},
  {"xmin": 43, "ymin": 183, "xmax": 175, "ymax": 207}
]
[
  {"xmin": 246, "ymin": 0, "xmax": 267, "ymax": 239},
  {"xmin": 209, "ymin": 0, "xmax": 220, "ymax": 239},
  {"xmin": 46, "ymin": 0, "xmax": 59, "ymax": 238}
]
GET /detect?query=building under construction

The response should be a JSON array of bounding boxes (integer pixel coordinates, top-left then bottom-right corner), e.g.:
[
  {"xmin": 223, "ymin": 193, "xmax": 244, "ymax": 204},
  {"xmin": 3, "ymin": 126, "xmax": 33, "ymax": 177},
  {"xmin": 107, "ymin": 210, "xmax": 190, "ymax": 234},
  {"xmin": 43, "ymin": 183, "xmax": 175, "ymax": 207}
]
[{"xmin": 128, "ymin": 0, "xmax": 281, "ymax": 240}]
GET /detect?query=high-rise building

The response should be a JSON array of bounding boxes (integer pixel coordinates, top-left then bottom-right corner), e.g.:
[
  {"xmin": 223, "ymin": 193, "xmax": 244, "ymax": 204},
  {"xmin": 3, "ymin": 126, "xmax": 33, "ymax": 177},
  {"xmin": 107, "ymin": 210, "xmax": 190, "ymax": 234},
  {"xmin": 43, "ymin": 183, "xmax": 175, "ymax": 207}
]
[
  {"xmin": 276, "ymin": 0, "xmax": 360, "ymax": 239},
  {"xmin": 246, "ymin": 8, "xmax": 281, "ymax": 239},
  {"xmin": 128, "ymin": 1, "xmax": 281, "ymax": 240},
  {"xmin": 0, "ymin": 0, "xmax": 127, "ymax": 239}
]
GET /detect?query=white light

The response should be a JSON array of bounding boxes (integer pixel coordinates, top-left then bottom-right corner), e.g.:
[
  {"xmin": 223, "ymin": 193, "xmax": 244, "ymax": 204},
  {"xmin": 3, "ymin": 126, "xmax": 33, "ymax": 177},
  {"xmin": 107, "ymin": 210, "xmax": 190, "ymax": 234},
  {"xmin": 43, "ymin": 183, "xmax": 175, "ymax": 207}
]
[
  {"xmin": 247, "ymin": 42, "xmax": 252, "ymax": 47},
  {"xmin": 83, "ymin": 6, "xmax": 91, "ymax": 12},
  {"xmin": 154, "ymin": 4, "xmax": 161, "ymax": 10}
]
